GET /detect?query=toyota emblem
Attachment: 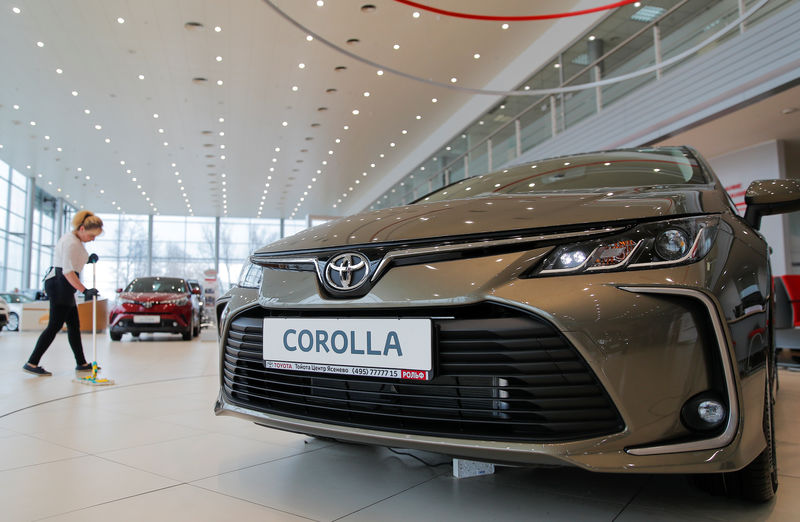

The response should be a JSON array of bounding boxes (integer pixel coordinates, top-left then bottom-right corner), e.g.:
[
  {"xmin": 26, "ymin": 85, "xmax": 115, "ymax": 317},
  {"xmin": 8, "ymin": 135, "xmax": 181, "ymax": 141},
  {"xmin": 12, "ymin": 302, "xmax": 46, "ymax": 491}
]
[{"xmin": 324, "ymin": 252, "xmax": 370, "ymax": 291}]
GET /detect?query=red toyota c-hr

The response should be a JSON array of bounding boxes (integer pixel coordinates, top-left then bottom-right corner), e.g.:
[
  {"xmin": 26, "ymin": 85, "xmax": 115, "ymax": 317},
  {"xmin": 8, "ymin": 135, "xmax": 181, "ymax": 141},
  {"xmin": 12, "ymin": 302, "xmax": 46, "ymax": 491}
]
[{"xmin": 108, "ymin": 276, "xmax": 201, "ymax": 341}]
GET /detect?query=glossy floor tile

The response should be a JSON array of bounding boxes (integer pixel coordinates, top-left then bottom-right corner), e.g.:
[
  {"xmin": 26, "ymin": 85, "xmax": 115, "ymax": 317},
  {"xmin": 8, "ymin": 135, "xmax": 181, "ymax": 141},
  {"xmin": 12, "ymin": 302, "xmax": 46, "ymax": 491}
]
[{"xmin": 1, "ymin": 329, "xmax": 799, "ymax": 521}]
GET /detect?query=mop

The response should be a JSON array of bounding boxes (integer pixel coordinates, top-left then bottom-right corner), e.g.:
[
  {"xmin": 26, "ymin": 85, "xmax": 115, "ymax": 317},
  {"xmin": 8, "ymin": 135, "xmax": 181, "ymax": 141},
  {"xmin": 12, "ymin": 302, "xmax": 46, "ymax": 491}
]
[{"xmin": 75, "ymin": 254, "xmax": 114, "ymax": 386}]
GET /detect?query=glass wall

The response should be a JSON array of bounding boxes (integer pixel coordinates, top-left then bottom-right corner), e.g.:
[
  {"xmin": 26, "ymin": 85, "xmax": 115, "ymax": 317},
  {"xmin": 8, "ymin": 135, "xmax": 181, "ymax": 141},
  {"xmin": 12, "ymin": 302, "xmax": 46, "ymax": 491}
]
[
  {"xmin": 0, "ymin": 165, "xmax": 28, "ymax": 292},
  {"xmin": 92, "ymin": 214, "xmax": 150, "ymax": 296},
  {"xmin": 367, "ymin": 0, "xmax": 795, "ymax": 211}
]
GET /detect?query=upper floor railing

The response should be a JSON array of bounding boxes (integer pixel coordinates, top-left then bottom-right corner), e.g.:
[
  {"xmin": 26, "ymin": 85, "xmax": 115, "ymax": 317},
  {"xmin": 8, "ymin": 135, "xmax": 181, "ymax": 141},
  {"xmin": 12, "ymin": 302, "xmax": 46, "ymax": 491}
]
[{"xmin": 366, "ymin": 0, "xmax": 794, "ymax": 211}]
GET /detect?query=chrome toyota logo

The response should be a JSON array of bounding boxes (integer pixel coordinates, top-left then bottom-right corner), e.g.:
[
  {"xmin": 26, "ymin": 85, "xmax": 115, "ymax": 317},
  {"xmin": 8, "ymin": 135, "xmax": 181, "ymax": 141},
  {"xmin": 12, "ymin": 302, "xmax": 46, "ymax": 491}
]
[{"xmin": 324, "ymin": 252, "xmax": 370, "ymax": 291}]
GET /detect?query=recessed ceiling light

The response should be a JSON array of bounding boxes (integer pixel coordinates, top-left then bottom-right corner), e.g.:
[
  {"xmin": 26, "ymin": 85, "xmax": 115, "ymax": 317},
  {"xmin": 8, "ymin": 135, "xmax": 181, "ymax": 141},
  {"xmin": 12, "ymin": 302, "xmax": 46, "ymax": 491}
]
[
  {"xmin": 56, "ymin": 68, "xmax": 63, "ymax": 74},
  {"xmin": 37, "ymin": 41, "xmax": 44, "ymax": 48},
  {"xmin": 29, "ymin": 121, "xmax": 36, "ymax": 126},
  {"xmin": 554, "ymin": 63, "xmax": 561, "ymax": 68},
  {"xmin": 218, "ymin": 117, "xmax": 224, "ymax": 123},
  {"xmin": 216, "ymin": 80, "xmax": 223, "ymax": 85},
  {"xmin": 450, "ymin": 77, "xmax": 457, "ymax": 83},
  {"xmin": 390, "ymin": 142, "xmax": 395, "ymax": 147},
  {"xmin": 363, "ymin": 91, "xmax": 370, "ymax": 97},
  {"xmin": 316, "ymin": 0, "xmax": 324, "ymax": 6},
  {"xmin": 412, "ymin": 11, "xmax": 420, "ymax": 18},
  {"xmin": 44, "ymin": 135, "xmax": 50, "ymax": 140},
  {"xmin": 473, "ymin": 53, "xmax": 480, "ymax": 59},
  {"xmin": 376, "ymin": 70, "xmax": 384, "ymax": 76},
  {"xmin": 153, "ymin": 113, "xmax": 159, "ymax": 118},
  {"xmin": 393, "ymin": 44, "xmax": 399, "ymax": 50},
  {"xmin": 402, "ymin": 129, "xmax": 407, "ymax": 134},
  {"xmin": 214, "ymin": 26, "xmax": 221, "ymax": 32},
  {"xmin": 282, "ymin": 121, "xmax": 288, "ymax": 126},
  {"xmin": 104, "ymin": 138, "xmax": 111, "ymax": 143},
  {"xmin": 84, "ymin": 109, "xmax": 91, "ymax": 114},
  {"xmin": 94, "ymin": 124, "xmax": 101, "ymax": 130},
  {"xmin": 298, "ymin": 63, "xmax": 306, "ymax": 69},
  {"xmin": 12, "ymin": 7, "xmax": 21, "ymax": 14},
  {"xmin": 117, "ymin": 17, "xmax": 125, "ymax": 24},
  {"xmin": 71, "ymin": 90, "xmax": 78, "ymax": 96},
  {"xmin": 291, "ymin": 85, "xmax": 299, "ymax": 92},
  {"xmin": 216, "ymin": 56, "xmax": 222, "ymax": 62},
  {"xmin": 415, "ymin": 115, "xmax": 421, "ymax": 120},
  {"xmin": 352, "ymin": 109, "xmax": 360, "ymax": 115},
  {"xmin": 431, "ymin": 98, "xmax": 437, "ymax": 103},
  {"xmin": 343, "ymin": 125, "xmax": 349, "ymax": 130},
  {"xmin": 501, "ymin": 23, "xmax": 510, "ymax": 30}
]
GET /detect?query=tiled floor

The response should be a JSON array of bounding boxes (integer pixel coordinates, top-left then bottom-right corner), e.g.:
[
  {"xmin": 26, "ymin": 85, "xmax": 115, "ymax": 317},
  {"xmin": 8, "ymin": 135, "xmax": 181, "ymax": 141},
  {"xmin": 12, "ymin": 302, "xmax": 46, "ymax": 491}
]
[{"xmin": 1, "ymin": 328, "xmax": 798, "ymax": 521}]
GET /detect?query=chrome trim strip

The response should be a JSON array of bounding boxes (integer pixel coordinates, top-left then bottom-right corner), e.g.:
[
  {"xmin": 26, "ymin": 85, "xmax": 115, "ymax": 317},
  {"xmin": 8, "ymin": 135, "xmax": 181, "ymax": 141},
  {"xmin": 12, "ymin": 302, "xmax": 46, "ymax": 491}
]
[
  {"xmin": 250, "ymin": 256, "xmax": 323, "ymax": 282},
  {"xmin": 370, "ymin": 227, "xmax": 624, "ymax": 282},
  {"xmin": 618, "ymin": 286, "xmax": 739, "ymax": 456},
  {"xmin": 250, "ymin": 256, "xmax": 317, "ymax": 268},
  {"xmin": 250, "ymin": 227, "xmax": 625, "ymax": 284}
]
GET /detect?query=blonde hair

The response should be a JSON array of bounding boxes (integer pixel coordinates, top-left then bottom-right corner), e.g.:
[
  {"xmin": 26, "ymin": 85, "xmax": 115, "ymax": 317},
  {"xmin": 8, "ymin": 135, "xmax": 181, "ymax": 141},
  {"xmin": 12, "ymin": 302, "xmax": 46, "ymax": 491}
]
[{"xmin": 72, "ymin": 210, "xmax": 103, "ymax": 232}]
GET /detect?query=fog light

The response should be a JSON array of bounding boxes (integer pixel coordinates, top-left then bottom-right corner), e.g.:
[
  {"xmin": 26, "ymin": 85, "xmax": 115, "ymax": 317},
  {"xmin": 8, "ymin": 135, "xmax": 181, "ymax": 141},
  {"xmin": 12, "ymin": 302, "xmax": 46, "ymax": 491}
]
[
  {"xmin": 697, "ymin": 400, "xmax": 725, "ymax": 424},
  {"xmin": 681, "ymin": 392, "xmax": 727, "ymax": 432},
  {"xmin": 173, "ymin": 321, "xmax": 178, "ymax": 327}
]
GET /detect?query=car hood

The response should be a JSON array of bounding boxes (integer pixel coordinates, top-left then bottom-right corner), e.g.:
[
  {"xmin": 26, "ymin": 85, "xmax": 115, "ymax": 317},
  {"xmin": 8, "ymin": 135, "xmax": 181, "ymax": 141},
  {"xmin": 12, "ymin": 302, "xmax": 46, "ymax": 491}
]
[
  {"xmin": 119, "ymin": 292, "xmax": 187, "ymax": 303},
  {"xmin": 256, "ymin": 186, "xmax": 729, "ymax": 255}
]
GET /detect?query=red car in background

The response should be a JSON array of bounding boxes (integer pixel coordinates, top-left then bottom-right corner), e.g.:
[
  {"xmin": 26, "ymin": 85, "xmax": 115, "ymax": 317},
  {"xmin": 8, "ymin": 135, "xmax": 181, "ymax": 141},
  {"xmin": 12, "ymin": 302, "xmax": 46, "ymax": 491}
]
[{"xmin": 109, "ymin": 276, "xmax": 201, "ymax": 341}]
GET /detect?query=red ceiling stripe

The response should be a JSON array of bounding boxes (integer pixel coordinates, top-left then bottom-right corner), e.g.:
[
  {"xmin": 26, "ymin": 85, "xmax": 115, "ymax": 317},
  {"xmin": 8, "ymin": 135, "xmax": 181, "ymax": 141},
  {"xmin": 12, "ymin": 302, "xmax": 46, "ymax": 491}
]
[{"xmin": 392, "ymin": 0, "xmax": 640, "ymax": 22}]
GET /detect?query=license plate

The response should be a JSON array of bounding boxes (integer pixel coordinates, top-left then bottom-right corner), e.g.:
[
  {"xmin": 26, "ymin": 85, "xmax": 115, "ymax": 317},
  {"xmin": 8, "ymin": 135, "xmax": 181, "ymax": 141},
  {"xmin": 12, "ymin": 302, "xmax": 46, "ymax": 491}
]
[
  {"xmin": 133, "ymin": 315, "xmax": 160, "ymax": 324},
  {"xmin": 263, "ymin": 318, "xmax": 432, "ymax": 380}
]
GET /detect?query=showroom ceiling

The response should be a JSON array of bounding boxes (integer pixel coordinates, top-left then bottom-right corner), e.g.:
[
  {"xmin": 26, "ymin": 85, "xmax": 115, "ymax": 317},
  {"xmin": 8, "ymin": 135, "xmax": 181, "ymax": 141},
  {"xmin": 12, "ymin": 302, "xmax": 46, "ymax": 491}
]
[{"xmin": 0, "ymin": 0, "xmax": 602, "ymax": 219}]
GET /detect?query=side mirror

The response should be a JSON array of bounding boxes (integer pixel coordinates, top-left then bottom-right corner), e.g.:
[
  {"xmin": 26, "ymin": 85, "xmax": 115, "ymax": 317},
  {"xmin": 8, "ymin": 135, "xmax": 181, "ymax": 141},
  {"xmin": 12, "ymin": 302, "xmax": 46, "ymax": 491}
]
[
  {"xmin": 116, "ymin": 288, "xmax": 123, "ymax": 293},
  {"xmin": 744, "ymin": 179, "xmax": 800, "ymax": 230},
  {"xmin": 192, "ymin": 287, "xmax": 201, "ymax": 295}
]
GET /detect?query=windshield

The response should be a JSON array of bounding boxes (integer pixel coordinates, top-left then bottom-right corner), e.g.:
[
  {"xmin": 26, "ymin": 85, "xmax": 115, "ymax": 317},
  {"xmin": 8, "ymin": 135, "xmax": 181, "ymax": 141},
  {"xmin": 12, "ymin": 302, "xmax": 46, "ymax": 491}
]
[
  {"xmin": 420, "ymin": 147, "xmax": 708, "ymax": 204},
  {"xmin": 124, "ymin": 277, "xmax": 188, "ymax": 294},
  {"xmin": 0, "ymin": 294, "xmax": 32, "ymax": 303}
]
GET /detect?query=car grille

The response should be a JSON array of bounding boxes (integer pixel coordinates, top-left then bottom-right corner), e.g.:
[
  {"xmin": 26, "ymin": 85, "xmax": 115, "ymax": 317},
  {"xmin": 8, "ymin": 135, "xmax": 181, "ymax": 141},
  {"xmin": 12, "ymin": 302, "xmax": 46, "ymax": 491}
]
[{"xmin": 222, "ymin": 303, "xmax": 624, "ymax": 442}]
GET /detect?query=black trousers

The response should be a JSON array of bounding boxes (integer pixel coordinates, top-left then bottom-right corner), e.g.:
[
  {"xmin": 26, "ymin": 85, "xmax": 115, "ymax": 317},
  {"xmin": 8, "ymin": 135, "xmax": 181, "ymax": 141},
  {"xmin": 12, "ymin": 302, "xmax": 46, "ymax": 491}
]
[{"xmin": 28, "ymin": 303, "xmax": 87, "ymax": 366}]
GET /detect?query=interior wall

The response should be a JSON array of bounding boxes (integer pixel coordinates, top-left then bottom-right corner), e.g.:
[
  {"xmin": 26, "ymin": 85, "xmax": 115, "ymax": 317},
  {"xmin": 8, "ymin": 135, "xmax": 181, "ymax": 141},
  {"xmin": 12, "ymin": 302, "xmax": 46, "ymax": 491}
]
[{"xmin": 707, "ymin": 140, "xmax": 792, "ymax": 276}]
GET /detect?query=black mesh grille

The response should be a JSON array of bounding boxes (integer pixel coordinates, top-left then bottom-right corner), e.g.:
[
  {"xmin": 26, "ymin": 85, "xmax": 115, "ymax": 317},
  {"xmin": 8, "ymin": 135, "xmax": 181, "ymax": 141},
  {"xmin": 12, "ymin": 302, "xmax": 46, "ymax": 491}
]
[{"xmin": 222, "ymin": 303, "xmax": 624, "ymax": 442}]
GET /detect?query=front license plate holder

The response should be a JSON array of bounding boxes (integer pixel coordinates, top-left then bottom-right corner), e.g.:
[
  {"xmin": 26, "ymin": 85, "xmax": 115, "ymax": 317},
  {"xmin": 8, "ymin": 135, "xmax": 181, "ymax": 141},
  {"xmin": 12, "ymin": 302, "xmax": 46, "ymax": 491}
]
[
  {"xmin": 133, "ymin": 315, "xmax": 160, "ymax": 324},
  {"xmin": 263, "ymin": 317, "xmax": 432, "ymax": 380}
]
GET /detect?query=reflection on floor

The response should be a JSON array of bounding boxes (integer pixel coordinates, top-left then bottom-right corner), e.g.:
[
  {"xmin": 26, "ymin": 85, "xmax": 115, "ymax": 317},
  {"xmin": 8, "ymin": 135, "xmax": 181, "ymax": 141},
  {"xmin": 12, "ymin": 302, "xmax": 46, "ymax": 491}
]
[{"xmin": 0, "ymin": 329, "xmax": 798, "ymax": 521}]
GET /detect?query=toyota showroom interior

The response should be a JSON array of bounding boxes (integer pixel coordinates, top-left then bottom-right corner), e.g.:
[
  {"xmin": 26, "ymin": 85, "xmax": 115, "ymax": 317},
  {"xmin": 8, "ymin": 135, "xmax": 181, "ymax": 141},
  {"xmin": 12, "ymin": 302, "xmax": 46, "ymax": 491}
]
[{"xmin": 3, "ymin": 1, "xmax": 800, "ymax": 520}]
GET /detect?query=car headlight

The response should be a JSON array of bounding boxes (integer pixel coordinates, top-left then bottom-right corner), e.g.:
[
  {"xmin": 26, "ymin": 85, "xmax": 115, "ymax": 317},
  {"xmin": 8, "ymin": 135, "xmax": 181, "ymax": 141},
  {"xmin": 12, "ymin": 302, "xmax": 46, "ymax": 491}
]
[
  {"xmin": 238, "ymin": 261, "xmax": 263, "ymax": 289},
  {"xmin": 528, "ymin": 216, "xmax": 719, "ymax": 277}
]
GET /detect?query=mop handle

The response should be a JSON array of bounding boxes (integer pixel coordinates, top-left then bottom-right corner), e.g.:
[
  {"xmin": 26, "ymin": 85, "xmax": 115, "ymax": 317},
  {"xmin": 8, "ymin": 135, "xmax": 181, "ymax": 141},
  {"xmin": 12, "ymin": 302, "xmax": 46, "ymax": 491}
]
[{"xmin": 92, "ymin": 260, "xmax": 97, "ymax": 368}]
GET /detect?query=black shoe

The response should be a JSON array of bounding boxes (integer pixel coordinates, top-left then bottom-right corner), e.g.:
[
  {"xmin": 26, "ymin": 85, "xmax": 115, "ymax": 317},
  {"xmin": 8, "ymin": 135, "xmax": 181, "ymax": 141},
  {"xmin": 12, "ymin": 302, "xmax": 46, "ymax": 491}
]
[
  {"xmin": 23, "ymin": 363, "xmax": 52, "ymax": 376},
  {"xmin": 75, "ymin": 363, "xmax": 101, "ymax": 372}
]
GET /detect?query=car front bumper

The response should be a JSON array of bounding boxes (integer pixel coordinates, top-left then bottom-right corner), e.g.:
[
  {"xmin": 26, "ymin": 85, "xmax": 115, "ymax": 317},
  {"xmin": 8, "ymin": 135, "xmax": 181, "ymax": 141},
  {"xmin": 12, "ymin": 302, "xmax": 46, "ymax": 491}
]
[{"xmin": 216, "ymin": 234, "xmax": 769, "ymax": 473}]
